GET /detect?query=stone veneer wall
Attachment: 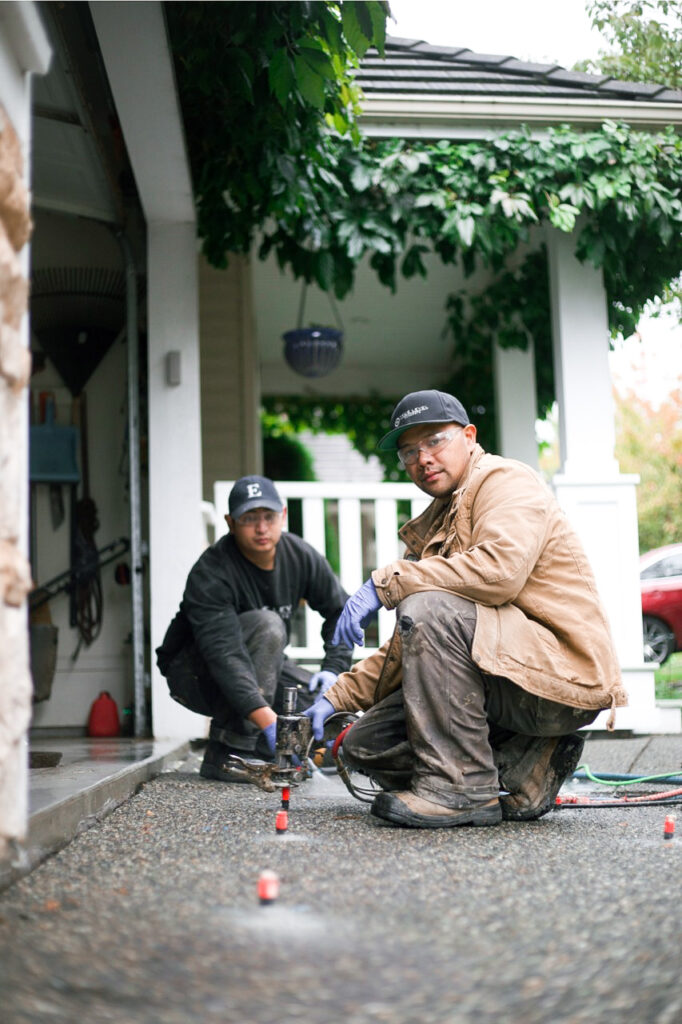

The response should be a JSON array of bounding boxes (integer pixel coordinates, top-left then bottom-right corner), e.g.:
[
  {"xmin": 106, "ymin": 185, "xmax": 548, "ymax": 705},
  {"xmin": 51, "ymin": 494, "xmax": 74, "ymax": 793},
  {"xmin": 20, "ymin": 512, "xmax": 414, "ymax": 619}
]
[{"xmin": 0, "ymin": 105, "xmax": 33, "ymax": 854}]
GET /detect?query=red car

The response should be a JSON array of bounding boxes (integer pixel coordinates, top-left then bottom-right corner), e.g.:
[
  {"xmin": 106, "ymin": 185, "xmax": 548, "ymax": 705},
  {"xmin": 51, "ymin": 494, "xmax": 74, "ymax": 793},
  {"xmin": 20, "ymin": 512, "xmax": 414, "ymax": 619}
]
[{"xmin": 640, "ymin": 544, "xmax": 682, "ymax": 664}]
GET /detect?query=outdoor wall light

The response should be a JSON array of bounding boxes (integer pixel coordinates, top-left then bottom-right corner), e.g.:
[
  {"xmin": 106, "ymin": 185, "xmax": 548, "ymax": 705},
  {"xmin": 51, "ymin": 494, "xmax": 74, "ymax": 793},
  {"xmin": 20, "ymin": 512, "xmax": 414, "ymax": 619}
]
[
  {"xmin": 282, "ymin": 283, "xmax": 343, "ymax": 378},
  {"xmin": 165, "ymin": 350, "xmax": 181, "ymax": 386}
]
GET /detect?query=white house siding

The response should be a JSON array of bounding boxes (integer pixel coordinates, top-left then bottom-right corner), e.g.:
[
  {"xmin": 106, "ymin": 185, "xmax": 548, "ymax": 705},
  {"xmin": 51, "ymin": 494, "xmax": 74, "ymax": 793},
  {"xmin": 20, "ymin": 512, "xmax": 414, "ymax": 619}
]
[{"xmin": 199, "ymin": 253, "xmax": 261, "ymax": 504}]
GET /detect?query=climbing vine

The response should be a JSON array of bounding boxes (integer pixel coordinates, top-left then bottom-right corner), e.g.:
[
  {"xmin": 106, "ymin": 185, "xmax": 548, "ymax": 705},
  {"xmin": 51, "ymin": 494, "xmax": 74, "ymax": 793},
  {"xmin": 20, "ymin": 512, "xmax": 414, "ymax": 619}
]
[
  {"xmin": 256, "ymin": 121, "xmax": 682, "ymax": 332},
  {"xmin": 168, "ymin": 10, "xmax": 682, "ymax": 466},
  {"xmin": 166, "ymin": 1, "xmax": 388, "ymax": 268},
  {"xmin": 263, "ymin": 121, "xmax": 682, "ymax": 458}
]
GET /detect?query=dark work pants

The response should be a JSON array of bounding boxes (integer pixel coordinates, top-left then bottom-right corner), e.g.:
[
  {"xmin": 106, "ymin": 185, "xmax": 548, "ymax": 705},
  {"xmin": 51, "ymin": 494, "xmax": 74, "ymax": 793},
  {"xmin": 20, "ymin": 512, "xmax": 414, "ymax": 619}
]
[
  {"xmin": 342, "ymin": 592, "xmax": 598, "ymax": 809},
  {"xmin": 164, "ymin": 609, "xmax": 315, "ymax": 752}
]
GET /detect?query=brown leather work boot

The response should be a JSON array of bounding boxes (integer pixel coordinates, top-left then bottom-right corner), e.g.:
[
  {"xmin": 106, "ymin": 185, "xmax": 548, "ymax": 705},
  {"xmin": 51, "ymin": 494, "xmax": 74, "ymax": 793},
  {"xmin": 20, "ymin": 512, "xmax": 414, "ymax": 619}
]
[
  {"xmin": 499, "ymin": 732, "xmax": 585, "ymax": 821},
  {"xmin": 371, "ymin": 790, "xmax": 501, "ymax": 829}
]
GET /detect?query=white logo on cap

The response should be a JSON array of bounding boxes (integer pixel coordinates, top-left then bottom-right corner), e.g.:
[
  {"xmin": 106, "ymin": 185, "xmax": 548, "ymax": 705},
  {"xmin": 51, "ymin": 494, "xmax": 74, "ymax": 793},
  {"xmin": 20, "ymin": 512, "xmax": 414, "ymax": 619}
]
[
  {"xmin": 246, "ymin": 483, "xmax": 263, "ymax": 498},
  {"xmin": 395, "ymin": 405, "xmax": 428, "ymax": 428}
]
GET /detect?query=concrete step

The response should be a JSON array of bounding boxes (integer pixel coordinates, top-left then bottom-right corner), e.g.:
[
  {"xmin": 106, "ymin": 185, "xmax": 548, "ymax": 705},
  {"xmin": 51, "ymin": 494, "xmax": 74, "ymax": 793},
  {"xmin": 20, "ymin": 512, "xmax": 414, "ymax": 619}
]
[{"xmin": 1, "ymin": 737, "xmax": 189, "ymax": 891}]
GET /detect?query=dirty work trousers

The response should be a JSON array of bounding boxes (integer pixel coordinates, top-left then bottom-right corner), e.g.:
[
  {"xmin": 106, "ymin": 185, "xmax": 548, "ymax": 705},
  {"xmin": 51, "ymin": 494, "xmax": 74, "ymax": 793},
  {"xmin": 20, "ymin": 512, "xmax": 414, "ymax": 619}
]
[
  {"xmin": 164, "ymin": 609, "xmax": 315, "ymax": 752},
  {"xmin": 342, "ymin": 592, "xmax": 598, "ymax": 809}
]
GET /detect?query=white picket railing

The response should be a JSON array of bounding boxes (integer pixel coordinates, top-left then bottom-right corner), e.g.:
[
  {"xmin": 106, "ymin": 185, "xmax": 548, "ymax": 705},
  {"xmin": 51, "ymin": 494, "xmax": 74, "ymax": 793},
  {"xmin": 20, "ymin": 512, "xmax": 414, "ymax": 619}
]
[{"xmin": 211, "ymin": 481, "xmax": 430, "ymax": 663}]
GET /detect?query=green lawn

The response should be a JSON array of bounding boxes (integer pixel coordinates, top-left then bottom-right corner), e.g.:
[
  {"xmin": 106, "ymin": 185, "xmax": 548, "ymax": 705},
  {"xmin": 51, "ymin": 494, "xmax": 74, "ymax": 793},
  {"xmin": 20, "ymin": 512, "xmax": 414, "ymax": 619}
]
[{"xmin": 655, "ymin": 652, "xmax": 682, "ymax": 701}]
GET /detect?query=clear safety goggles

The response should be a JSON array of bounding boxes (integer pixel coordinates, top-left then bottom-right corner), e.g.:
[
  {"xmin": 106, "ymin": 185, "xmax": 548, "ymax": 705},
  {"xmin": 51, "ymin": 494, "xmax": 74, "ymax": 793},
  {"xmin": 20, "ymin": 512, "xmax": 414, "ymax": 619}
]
[
  {"xmin": 236, "ymin": 510, "xmax": 281, "ymax": 527},
  {"xmin": 397, "ymin": 428, "xmax": 461, "ymax": 468}
]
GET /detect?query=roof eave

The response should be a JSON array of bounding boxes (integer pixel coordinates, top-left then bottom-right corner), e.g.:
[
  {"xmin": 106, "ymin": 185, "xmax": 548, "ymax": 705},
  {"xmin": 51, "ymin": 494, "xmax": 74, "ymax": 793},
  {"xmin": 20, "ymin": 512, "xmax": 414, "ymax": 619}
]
[
  {"xmin": 359, "ymin": 94, "xmax": 682, "ymax": 138},
  {"xmin": 89, "ymin": 1, "xmax": 195, "ymax": 225}
]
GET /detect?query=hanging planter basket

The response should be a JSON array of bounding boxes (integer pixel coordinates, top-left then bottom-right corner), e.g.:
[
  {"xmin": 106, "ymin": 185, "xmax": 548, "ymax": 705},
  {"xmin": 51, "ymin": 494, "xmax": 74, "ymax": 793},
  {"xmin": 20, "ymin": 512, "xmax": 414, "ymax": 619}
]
[
  {"xmin": 282, "ymin": 283, "xmax": 344, "ymax": 378},
  {"xmin": 282, "ymin": 326, "xmax": 343, "ymax": 378}
]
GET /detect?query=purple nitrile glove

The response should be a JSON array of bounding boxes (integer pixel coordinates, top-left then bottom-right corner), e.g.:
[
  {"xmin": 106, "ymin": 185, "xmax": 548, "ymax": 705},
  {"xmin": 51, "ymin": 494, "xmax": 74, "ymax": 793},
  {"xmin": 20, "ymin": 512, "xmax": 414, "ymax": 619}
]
[
  {"xmin": 332, "ymin": 578, "xmax": 382, "ymax": 649},
  {"xmin": 303, "ymin": 696, "xmax": 336, "ymax": 742},
  {"xmin": 260, "ymin": 721, "xmax": 277, "ymax": 757},
  {"xmin": 308, "ymin": 670, "xmax": 337, "ymax": 695}
]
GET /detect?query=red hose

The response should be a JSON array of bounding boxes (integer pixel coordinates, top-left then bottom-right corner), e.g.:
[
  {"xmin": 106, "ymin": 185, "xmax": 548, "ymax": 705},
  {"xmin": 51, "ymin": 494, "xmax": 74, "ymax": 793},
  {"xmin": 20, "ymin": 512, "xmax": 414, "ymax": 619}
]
[
  {"xmin": 331, "ymin": 723, "xmax": 355, "ymax": 759},
  {"xmin": 557, "ymin": 786, "xmax": 682, "ymax": 808}
]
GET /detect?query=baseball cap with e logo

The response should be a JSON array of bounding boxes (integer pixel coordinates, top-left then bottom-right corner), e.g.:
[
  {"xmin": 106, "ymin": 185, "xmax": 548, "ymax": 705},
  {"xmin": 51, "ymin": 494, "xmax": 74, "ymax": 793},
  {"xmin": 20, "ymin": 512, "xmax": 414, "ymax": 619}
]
[{"xmin": 228, "ymin": 475, "xmax": 283, "ymax": 521}]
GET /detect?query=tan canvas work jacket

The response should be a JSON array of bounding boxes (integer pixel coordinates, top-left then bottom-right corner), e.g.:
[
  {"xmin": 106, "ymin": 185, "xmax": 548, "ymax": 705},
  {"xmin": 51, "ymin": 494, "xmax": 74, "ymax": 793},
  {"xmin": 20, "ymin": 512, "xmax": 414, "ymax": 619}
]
[{"xmin": 326, "ymin": 445, "xmax": 627, "ymax": 722}]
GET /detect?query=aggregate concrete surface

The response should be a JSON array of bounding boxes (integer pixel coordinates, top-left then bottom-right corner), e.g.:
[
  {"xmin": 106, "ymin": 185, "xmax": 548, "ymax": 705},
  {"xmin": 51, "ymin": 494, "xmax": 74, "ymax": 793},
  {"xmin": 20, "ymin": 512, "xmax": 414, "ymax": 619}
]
[{"xmin": 2, "ymin": 735, "xmax": 682, "ymax": 1024}]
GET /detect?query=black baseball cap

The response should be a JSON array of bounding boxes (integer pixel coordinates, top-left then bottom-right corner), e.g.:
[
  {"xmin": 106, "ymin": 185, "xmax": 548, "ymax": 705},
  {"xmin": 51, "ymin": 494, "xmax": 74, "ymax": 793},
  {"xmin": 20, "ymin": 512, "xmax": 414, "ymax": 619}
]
[
  {"xmin": 228, "ymin": 476, "xmax": 283, "ymax": 520},
  {"xmin": 378, "ymin": 390, "xmax": 470, "ymax": 450}
]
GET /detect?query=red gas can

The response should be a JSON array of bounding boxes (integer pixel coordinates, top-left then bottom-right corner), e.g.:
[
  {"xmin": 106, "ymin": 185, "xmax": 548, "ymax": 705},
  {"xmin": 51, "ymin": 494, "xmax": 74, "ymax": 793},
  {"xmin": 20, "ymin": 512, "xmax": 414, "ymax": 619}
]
[{"xmin": 87, "ymin": 691, "xmax": 121, "ymax": 737}]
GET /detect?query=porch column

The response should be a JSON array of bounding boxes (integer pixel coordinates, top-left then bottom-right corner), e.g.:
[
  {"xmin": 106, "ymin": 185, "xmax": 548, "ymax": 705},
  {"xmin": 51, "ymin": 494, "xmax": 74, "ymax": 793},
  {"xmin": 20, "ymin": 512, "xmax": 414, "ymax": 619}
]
[
  {"xmin": 493, "ymin": 338, "xmax": 539, "ymax": 468},
  {"xmin": 546, "ymin": 226, "xmax": 678, "ymax": 733},
  {"xmin": 147, "ymin": 223, "xmax": 207, "ymax": 738}
]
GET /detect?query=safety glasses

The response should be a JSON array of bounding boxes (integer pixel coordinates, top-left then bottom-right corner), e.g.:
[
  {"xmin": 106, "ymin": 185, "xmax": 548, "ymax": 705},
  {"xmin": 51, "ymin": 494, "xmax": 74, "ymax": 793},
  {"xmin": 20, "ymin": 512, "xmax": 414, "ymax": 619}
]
[
  {"xmin": 397, "ymin": 428, "xmax": 461, "ymax": 468},
  {"xmin": 236, "ymin": 510, "xmax": 281, "ymax": 527}
]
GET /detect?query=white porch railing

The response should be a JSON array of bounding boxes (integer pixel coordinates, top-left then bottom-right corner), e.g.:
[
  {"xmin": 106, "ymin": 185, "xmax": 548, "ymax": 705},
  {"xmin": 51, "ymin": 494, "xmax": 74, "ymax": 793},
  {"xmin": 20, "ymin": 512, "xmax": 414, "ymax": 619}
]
[{"xmin": 211, "ymin": 481, "xmax": 430, "ymax": 662}]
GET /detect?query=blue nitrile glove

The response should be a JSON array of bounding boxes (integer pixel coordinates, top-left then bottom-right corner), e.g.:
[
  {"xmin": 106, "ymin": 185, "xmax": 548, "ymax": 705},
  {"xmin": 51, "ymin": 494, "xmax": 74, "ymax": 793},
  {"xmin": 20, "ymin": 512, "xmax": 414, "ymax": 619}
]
[
  {"xmin": 332, "ymin": 578, "xmax": 382, "ymax": 649},
  {"xmin": 303, "ymin": 696, "xmax": 336, "ymax": 742},
  {"xmin": 260, "ymin": 721, "xmax": 277, "ymax": 757},
  {"xmin": 308, "ymin": 670, "xmax": 337, "ymax": 695}
]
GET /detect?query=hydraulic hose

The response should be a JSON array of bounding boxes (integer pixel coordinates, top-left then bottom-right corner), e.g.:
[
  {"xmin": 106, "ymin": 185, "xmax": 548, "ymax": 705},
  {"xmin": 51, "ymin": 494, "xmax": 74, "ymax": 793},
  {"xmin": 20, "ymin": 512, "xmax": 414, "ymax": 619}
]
[
  {"xmin": 556, "ymin": 763, "xmax": 682, "ymax": 809},
  {"xmin": 575, "ymin": 766, "xmax": 682, "ymax": 787}
]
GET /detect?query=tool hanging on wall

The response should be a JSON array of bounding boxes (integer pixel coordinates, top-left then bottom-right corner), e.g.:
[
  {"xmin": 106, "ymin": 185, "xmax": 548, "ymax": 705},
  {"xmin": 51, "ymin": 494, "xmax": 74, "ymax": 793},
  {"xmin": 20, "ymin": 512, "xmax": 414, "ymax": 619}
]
[
  {"xmin": 28, "ymin": 389, "xmax": 81, "ymax": 589},
  {"xmin": 28, "ymin": 537, "xmax": 130, "ymax": 613},
  {"xmin": 70, "ymin": 392, "xmax": 103, "ymax": 660},
  {"xmin": 36, "ymin": 392, "xmax": 66, "ymax": 530}
]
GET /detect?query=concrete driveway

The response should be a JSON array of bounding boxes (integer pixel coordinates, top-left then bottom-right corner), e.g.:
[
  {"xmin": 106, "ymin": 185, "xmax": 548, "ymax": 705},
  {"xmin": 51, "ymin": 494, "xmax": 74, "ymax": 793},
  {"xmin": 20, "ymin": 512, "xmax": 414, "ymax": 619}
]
[{"xmin": 2, "ymin": 734, "xmax": 682, "ymax": 1024}]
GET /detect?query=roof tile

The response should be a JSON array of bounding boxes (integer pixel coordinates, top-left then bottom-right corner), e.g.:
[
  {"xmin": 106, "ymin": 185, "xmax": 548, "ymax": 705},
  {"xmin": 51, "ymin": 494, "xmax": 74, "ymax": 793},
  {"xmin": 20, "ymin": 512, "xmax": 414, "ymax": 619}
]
[
  {"xmin": 405, "ymin": 42, "xmax": 471, "ymax": 58},
  {"xmin": 498, "ymin": 59, "xmax": 562, "ymax": 75},
  {"xmin": 356, "ymin": 38, "xmax": 682, "ymax": 106},
  {"xmin": 547, "ymin": 69, "xmax": 611, "ymax": 86},
  {"xmin": 597, "ymin": 79, "xmax": 666, "ymax": 97}
]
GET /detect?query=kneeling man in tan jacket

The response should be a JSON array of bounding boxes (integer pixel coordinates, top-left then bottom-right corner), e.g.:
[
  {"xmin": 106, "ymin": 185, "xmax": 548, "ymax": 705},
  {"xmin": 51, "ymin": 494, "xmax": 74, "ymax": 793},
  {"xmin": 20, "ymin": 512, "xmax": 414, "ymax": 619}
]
[{"xmin": 304, "ymin": 389, "xmax": 627, "ymax": 829}]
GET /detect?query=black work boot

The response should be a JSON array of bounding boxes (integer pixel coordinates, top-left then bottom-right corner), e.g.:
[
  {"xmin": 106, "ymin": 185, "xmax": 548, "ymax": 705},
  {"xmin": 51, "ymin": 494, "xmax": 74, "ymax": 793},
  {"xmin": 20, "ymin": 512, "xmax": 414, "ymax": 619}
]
[
  {"xmin": 199, "ymin": 740, "xmax": 246, "ymax": 782},
  {"xmin": 199, "ymin": 738, "xmax": 273, "ymax": 783},
  {"xmin": 498, "ymin": 732, "xmax": 585, "ymax": 821}
]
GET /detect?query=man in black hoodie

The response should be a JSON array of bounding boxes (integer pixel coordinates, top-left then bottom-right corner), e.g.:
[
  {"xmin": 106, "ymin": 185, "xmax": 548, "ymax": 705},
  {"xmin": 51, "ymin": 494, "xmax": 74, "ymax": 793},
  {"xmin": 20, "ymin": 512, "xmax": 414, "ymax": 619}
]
[{"xmin": 156, "ymin": 475, "xmax": 351, "ymax": 781}]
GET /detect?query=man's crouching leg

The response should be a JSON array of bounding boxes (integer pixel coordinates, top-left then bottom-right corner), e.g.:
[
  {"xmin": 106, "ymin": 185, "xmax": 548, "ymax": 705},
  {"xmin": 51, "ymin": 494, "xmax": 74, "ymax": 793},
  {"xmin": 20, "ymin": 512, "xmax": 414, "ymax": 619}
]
[
  {"xmin": 485, "ymin": 679, "xmax": 598, "ymax": 820},
  {"xmin": 341, "ymin": 688, "xmax": 415, "ymax": 792},
  {"xmin": 495, "ymin": 732, "xmax": 586, "ymax": 821},
  {"xmin": 369, "ymin": 592, "xmax": 501, "ymax": 829},
  {"xmin": 200, "ymin": 609, "xmax": 288, "ymax": 781}
]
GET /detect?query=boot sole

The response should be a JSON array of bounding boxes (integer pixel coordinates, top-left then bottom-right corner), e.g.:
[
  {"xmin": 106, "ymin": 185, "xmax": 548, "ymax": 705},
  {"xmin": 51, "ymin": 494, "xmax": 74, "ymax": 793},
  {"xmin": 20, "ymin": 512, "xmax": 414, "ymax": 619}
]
[
  {"xmin": 501, "ymin": 733, "xmax": 585, "ymax": 821},
  {"xmin": 199, "ymin": 762, "xmax": 261, "ymax": 784},
  {"xmin": 371, "ymin": 793, "xmax": 502, "ymax": 829}
]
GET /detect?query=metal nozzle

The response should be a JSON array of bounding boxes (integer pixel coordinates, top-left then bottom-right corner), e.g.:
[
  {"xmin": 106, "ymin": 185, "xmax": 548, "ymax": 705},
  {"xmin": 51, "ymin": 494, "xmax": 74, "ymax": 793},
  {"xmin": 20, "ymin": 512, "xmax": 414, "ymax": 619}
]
[{"xmin": 282, "ymin": 686, "xmax": 298, "ymax": 715}]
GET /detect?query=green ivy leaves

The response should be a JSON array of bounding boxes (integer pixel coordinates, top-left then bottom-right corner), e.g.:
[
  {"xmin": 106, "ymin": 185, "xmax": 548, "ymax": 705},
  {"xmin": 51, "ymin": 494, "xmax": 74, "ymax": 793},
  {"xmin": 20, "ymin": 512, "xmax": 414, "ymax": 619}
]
[
  {"xmin": 167, "ymin": 1, "xmax": 389, "ymax": 267},
  {"xmin": 342, "ymin": 1, "xmax": 383, "ymax": 58},
  {"xmin": 262, "ymin": 119, "xmax": 682, "ymax": 459},
  {"xmin": 268, "ymin": 48, "xmax": 295, "ymax": 107},
  {"xmin": 169, "ymin": 4, "xmax": 682, "ymax": 467},
  {"xmin": 171, "ymin": 4, "xmax": 682, "ymax": 317},
  {"xmin": 546, "ymin": 194, "xmax": 580, "ymax": 232}
]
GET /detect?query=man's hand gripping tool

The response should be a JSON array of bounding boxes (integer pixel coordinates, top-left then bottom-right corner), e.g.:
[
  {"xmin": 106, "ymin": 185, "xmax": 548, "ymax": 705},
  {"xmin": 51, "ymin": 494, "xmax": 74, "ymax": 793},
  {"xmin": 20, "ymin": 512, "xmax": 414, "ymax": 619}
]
[{"xmin": 223, "ymin": 686, "xmax": 313, "ymax": 792}]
